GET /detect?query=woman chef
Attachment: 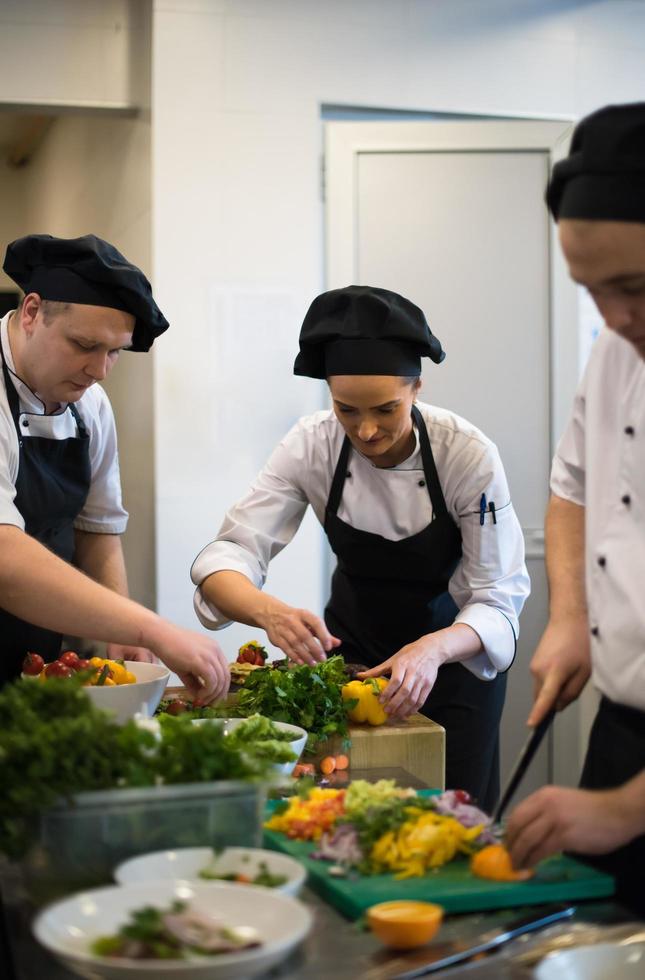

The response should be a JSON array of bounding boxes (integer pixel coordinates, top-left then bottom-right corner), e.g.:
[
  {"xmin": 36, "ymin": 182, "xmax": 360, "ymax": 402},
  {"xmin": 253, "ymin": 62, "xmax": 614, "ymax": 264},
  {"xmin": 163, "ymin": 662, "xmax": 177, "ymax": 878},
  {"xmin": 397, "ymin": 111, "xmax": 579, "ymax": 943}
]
[{"xmin": 192, "ymin": 286, "xmax": 529, "ymax": 810}]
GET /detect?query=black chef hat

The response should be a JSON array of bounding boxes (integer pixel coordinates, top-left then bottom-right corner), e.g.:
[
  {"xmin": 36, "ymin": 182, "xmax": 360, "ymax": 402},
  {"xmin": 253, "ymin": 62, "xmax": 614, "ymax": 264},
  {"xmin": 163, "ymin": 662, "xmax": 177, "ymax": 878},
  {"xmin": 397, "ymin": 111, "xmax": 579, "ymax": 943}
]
[
  {"xmin": 2, "ymin": 234, "xmax": 169, "ymax": 352},
  {"xmin": 293, "ymin": 285, "xmax": 445, "ymax": 379},
  {"xmin": 547, "ymin": 102, "xmax": 645, "ymax": 223}
]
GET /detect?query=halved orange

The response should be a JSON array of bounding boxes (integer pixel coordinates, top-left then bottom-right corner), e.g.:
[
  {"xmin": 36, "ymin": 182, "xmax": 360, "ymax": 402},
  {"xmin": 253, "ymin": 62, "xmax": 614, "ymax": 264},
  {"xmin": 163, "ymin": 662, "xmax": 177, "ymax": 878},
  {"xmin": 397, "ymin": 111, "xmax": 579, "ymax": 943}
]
[{"xmin": 367, "ymin": 900, "xmax": 444, "ymax": 949}]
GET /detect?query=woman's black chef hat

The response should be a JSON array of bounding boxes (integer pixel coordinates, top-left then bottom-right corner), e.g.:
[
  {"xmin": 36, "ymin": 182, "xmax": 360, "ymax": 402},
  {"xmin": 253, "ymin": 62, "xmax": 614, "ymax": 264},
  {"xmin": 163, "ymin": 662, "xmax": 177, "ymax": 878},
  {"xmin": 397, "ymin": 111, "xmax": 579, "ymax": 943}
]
[
  {"xmin": 293, "ymin": 285, "xmax": 445, "ymax": 379},
  {"xmin": 546, "ymin": 102, "xmax": 645, "ymax": 223},
  {"xmin": 3, "ymin": 234, "xmax": 169, "ymax": 351}
]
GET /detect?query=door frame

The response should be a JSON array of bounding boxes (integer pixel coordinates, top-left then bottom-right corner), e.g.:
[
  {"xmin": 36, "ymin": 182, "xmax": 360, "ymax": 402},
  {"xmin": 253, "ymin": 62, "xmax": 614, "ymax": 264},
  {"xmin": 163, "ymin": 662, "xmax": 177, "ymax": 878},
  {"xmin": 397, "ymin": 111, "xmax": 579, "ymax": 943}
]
[{"xmin": 324, "ymin": 117, "xmax": 593, "ymax": 789}]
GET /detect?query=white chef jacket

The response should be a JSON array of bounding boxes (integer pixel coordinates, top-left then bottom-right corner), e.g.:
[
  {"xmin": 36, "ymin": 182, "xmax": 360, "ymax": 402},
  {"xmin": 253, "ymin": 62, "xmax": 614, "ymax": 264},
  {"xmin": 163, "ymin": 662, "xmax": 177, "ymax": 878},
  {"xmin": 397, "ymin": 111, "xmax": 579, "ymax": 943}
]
[
  {"xmin": 0, "ymin": 312, "xmax": 128, "ymax": 534},
  {"xmin": 192, "ymin": 401, "xmax": 530, "ymax": 680},
  {"xmin": 551, "ymin": 327, "xmax": 645, "ymax": 712}
]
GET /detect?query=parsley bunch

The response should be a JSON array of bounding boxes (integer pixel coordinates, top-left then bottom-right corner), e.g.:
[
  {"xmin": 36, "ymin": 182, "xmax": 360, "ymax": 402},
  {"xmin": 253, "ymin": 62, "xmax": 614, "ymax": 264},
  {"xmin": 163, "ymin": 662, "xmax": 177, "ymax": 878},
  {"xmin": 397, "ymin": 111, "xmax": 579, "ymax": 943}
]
[
  {"xmin": 0, "ymin": 679, "xmax": 278, "ymax": 861},
  {"xmin": 235, "ymin": 655, "xmax": 351, "ymax": 752}
]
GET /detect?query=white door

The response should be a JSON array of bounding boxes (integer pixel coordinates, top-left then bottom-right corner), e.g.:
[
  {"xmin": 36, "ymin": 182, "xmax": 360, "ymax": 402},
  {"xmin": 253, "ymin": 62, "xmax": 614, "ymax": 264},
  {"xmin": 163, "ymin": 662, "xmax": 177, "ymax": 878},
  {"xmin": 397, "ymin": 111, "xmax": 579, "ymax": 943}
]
[{"xmin": 326, "ymin": 119, "xmax": 577, "ymax": 801}]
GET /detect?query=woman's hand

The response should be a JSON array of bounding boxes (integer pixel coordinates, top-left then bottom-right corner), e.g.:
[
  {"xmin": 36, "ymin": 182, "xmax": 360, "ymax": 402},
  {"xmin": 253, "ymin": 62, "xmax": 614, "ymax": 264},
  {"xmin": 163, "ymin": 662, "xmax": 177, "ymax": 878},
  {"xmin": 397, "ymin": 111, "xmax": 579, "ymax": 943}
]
[
  {"xmin": 358, "ymin": 635, "xmax": 445, "ymax": 719},
  {"xmin": 106, "ymin": 642, "xmax": 157, "ymax": 664},
  {"xmin": 257, "ymin": 598, "xmax": 341, "ymax": 666}
]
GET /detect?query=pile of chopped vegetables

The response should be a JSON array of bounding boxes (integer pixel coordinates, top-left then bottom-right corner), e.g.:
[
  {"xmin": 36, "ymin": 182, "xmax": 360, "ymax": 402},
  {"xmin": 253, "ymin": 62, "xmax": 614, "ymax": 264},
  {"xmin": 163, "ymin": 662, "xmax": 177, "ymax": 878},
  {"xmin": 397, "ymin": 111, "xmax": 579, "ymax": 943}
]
[{"xmin": 265, "ymin": 780, "xmax": 501, "ymax": 878}]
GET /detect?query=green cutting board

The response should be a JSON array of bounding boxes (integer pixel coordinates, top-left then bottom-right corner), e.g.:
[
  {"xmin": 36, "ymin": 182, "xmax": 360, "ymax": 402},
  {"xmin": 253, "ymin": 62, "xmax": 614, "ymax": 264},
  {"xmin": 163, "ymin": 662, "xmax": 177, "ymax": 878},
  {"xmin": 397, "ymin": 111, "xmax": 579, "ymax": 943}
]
[{"xmin": 263, "ymin": 796, "xmax": 614, "ymax": 918}]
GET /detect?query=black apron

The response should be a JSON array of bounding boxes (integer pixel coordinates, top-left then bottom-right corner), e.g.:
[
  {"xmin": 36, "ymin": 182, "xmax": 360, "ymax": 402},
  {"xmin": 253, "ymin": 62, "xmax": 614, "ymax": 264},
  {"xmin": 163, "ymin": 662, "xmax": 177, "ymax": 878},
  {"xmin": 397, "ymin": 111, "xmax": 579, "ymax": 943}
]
[
  {"xmin": 0, "ymin": 343, "xmax": 91, "ymax": 687},
  {"xmin": 576, "ymin": 696, "xmax": 645, "ymax": 914},
  {"xmin": 324, "ymin": 405, "xmax": 506, "ymax": 813}
]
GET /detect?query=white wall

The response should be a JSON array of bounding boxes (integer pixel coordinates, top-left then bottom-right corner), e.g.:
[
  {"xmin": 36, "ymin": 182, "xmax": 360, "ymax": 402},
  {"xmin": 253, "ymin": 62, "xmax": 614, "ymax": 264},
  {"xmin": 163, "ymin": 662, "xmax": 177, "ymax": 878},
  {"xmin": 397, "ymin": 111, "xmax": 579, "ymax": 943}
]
[{"xmin": 152, "ymin": 0, "xmax": 645, "ymax": 663}]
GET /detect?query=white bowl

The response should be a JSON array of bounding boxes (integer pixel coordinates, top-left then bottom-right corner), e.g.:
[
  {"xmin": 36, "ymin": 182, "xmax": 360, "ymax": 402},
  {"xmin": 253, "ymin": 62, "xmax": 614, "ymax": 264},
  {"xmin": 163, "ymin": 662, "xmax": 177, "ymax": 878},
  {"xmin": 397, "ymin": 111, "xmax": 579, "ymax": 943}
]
[
  {"xmin": 33, "ymin": 879, "xmax": 312, "ymax": 980},
  {"xmin": 535, "ymin": 941, "xmax": 645, "ymax": 980},
  {"xmin": 192, "ymin": 717, "xmax": 308, "ymax": 776},
  {"xmin": 114, "ymin": 846, "xmax": 307, "ymax": 896},
  {"xmin": 85, "ymin": 661, "xmax": 170, "ymax": 724}
]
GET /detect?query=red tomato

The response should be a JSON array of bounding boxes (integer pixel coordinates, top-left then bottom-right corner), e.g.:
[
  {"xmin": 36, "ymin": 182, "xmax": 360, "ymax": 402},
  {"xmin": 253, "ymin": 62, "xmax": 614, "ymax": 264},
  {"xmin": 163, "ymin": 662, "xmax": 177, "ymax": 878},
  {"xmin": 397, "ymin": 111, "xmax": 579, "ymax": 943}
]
[
  {"xmin": 76, "ymin": 659, "xmax": 93, "ymax": 671},
  {"xmin": 454, "ymin": 789, "xmax": 472, "ymax": 805},
  {"xmin": 44, "ymin": 661, "xmax": 74, "ymax": 679},
  {"xmin": 59, "ymin": 651, "xmax": 81, "ymax": 670},
  {"xmin": 22, "ymin": 652, "xmax": 45, "ymax": 676}
]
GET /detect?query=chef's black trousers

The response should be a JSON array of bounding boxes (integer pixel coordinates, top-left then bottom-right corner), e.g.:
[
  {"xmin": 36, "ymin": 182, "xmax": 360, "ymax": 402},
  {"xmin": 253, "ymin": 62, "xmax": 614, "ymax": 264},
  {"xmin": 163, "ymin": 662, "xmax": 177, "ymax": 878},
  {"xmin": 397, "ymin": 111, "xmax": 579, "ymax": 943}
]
[{"xmin": 576, "ymin": 695, "xmax": 645, "ymax": 915}]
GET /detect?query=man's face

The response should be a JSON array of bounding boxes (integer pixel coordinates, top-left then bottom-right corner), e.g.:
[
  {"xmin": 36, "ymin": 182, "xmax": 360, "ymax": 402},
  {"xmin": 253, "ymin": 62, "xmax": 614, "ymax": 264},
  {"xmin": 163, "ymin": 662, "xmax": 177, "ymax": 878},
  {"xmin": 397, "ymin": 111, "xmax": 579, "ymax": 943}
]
[
  {"xmin": 18, "ymin": 296, "xmax": 135, "ymax": 406},
  {"xmin": 559, "ymin": 219, "xmax": 645, "ymax": 358}
]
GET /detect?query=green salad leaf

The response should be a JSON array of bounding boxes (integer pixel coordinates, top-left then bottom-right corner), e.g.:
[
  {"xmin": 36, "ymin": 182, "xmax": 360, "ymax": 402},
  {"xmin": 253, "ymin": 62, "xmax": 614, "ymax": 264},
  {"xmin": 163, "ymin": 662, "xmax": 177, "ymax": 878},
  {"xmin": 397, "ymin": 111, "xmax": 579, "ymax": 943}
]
[{"xmin": 233, "ymin": 656, "xmax": 351, "ymax": 752}]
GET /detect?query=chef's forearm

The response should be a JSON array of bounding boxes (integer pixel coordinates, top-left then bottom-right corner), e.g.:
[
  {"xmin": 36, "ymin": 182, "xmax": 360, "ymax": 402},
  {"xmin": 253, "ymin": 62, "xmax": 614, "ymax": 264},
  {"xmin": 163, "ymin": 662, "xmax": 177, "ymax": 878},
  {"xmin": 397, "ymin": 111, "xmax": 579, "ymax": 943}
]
[
  {"xmin": 74, "ymin": 529, "xmax": 129, "ymax": 596},
  {"xmin": 545, "ymin": 494, "xmax": 587, "ymax": 623},
  {"xmin": 200, "ymin": 569, "xmax": 283, "ymax": 629},
  {"xmin": 0, "ymin": 524, "xmax": 160, "ymax": 645},
  {"xmin": 616, "ymin": 770, "xmax": 645, "ymax": 842},
  {"xmin": 423, "ymin": 622, "xmax": 484, "ymax": 666}
]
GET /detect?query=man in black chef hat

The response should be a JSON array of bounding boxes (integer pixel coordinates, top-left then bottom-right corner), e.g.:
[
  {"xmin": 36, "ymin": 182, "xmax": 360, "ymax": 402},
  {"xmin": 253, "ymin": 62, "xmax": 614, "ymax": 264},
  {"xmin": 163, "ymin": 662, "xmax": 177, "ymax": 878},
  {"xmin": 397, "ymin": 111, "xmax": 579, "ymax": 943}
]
[
  {"xmin": 0, "ymin": 234, "xmax": 229, "ymax": 703},
  {"xmin": 506, "ymin": 104, "xmax": 645, "ymax": 912}
]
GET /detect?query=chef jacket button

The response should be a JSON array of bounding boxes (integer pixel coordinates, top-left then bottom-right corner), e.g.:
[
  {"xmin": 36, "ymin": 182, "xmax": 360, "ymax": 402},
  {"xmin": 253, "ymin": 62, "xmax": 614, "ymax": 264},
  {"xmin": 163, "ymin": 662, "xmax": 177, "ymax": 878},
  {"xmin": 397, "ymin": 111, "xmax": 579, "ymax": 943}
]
[
  {"xmin": 597, "ymin": 555, "xmax": 606, "ymax": 568},
  {"xmin": 345, "ymin": 470, "xmax": 351, "ymax": 478},
  {"xmin": 625, "ymin": 425, "xmax": 635, "ymax": 436},
  {"xmin": 418, "ymin": 479, "xmax": 426, "ymax": 487},
  {"xmin": 21, "ymin": 418, "xmax": 28, "ymax": 427},
  {"xmin": 590, "ymin": 626, "xmax": 599, "ymax": 637},
  {"xmin": 622, "ymin": 494, "xmax": 631, "ymax": 506}
]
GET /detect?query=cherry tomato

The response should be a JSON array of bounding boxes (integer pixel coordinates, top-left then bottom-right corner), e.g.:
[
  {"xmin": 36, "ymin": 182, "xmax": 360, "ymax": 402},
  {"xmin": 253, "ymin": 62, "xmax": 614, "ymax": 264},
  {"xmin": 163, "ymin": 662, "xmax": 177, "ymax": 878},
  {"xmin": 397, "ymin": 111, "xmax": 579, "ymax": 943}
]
[
  {"xmin": 59, "ymin": 651, "xmax": 81, "ymax": 670},
  {"xmin": 76, "ymin": 659, "xmax": 93, "ymax": 671},
  {"xmin": 454, "ymin": 789, "xmax": 472, "ymax": 805},
  {"xmin": 166, "ymin": 699, "xmax": 188, "ymax": 716},
  {"xmin": 22, "ymin": 652, "xmax": 45, "ymax": 676},
  {"xmin": 44, "ymin": 661, "xmax": 74, "ymax": 679}
]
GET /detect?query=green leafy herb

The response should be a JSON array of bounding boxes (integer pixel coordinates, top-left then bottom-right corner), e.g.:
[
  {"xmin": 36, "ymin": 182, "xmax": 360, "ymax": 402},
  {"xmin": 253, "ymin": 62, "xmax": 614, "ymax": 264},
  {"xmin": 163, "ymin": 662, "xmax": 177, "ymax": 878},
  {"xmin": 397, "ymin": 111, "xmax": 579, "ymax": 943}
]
[
  {"xmin": 0, "ymin": 679, "xmax": 279, "ymax": 861},
  {"xmin": 234, "ymin": 656, "xmax": 351, "ymax": 752}
]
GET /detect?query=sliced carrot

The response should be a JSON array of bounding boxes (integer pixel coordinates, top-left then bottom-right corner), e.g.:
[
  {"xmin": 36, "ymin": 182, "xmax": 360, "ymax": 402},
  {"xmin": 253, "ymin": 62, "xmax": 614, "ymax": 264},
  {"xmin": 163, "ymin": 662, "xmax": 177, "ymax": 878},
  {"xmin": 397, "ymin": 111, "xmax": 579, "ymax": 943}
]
[
  {"xmin": 292, "ymin": 763, "xmax": 316, "ymax": 778},
  {"xmin": 335, "ymin": 754, "xmax": 349, "ymax": 770},
  {"xmin": 319, "ymin": 756, "xmax": 337, "ymax": 775}
]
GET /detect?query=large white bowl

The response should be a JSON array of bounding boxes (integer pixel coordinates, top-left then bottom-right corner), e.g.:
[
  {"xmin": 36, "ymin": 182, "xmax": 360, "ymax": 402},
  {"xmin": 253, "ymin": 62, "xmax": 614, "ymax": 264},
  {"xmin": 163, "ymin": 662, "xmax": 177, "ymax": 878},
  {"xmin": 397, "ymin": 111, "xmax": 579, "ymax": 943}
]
[
  {"xmin": 85, "ymin": 661, "xmax": 170, "ymax": 724},
  {"xmin": 114, "ymin": 846, "xmax": 307, "ymax": 896},
  {"xmin": 33, "ymin": 879, "xmax": 312, "ymax": 980},
  {"xmin": 535, "ymin": 941, "xmax": 645, "ymax": 980},
  {"xmin": 192, "ymin": 717, "xmax": 308, "ymax": 776}
]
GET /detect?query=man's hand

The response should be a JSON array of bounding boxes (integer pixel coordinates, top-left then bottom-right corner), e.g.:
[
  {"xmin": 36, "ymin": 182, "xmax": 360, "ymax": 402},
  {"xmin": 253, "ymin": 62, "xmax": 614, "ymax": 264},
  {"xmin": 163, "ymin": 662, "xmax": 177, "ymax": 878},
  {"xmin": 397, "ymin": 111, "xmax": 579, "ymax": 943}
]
[
  {"xmin": 257, "ymin": 599, "xmax": 341, "ymax": 666},
  {"xmin": 146, "ymin": 623, "xmax": 231, "ymax": 705},
  {"xmin": 106, "ymin": 643, "xmax": 157, "ymax": 664},
  {"xmin": 358, "ymin": 636, "xmax": 443, "ymax": 720},
  {"xmin": 506, "ymin": 784, "xmax": 640, "ymax": 869},
  {"xmin": 528, "ymin": 617, "xmax": 591, "ymax": 726}
]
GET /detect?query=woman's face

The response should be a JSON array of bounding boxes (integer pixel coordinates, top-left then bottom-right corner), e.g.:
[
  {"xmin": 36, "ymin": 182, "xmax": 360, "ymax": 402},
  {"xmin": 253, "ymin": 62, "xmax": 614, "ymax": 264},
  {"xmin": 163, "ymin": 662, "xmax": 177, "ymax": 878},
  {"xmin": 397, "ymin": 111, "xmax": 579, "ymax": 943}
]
[{"xmin": 328, "ymin": 375, "xmax": 420, "ymax": 467}]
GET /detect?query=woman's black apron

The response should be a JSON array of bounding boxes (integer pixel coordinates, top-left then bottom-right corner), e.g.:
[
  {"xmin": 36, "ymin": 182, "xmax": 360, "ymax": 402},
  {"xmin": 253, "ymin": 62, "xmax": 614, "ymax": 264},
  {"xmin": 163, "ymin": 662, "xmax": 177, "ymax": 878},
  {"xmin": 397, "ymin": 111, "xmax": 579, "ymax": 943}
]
[
  {"xmin": 0, "ymin": 344, "xmax": 91, "ymax": 687},
  {"xmin": 324, "ymin": 405, "xmax": 506, "ymax": 813}
]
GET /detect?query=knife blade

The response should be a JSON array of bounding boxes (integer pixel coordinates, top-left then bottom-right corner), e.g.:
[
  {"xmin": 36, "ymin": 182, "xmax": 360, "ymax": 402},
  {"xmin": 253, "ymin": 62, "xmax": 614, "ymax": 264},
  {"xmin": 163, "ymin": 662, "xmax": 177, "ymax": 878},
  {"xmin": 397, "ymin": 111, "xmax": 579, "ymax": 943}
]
[
  {"xmin": 389, "ymin": 904, "xmax": 576, "ymax": 979},
  {"xmin": 492, "ymin": 708, "xmax": 556, "ymax": 826}
]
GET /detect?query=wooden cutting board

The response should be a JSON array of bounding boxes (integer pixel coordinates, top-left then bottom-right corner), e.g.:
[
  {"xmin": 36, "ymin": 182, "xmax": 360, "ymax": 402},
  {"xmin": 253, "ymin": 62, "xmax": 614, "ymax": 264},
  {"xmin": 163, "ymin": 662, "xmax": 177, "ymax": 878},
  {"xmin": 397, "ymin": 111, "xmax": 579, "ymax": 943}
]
[{"xmin": 329, "ymin": 715, "xmax": 446, "ymax": 790}]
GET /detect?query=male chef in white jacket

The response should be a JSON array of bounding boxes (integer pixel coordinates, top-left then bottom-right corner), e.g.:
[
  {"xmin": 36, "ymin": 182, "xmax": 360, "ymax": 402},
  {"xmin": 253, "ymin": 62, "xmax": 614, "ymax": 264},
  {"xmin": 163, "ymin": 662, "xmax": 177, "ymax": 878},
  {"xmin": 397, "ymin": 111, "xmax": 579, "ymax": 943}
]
[
  {"xmin": 507, "ymin": 103, "xmax": 645, "ymax": 913},
  {"xmin": 0, "ymin": 234, "xmax": 229, "ymax": 703}
]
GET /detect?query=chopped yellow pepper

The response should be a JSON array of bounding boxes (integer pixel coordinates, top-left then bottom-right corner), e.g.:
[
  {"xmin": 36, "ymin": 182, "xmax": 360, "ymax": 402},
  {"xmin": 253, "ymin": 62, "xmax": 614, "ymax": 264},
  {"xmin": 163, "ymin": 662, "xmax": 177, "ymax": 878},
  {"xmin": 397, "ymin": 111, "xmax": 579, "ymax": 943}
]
[{"xmin": 342, "ymin": 678, "xmax": 389, "ymax": 726}]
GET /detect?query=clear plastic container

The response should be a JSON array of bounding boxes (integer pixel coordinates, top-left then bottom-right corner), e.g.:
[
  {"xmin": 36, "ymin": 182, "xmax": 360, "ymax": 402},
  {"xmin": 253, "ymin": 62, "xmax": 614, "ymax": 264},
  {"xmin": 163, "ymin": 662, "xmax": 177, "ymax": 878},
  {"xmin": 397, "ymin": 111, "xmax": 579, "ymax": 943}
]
[{"xmin": 17, "ymin": 780, "xmax": 267, "ymax": 905}]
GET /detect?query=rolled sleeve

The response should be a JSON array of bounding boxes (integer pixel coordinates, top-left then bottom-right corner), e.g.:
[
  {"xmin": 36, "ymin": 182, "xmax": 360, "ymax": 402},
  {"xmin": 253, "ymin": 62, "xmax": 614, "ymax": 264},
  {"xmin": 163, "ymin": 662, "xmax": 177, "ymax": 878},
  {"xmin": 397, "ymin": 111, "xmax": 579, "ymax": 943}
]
[
  {"xmin": 450, "ymin": 444, "xmax": 530, "ymax": 677},
  {"xmin": 550, "ymin": 387, "xmax": 586, "ymax": 505},
  {"xmin": 192, "ymin": 540, "xmax": 264, "ymax": 629},
  {"xmin": 74, "ymin": 387, "xmax": 128, "ymax": 534}
]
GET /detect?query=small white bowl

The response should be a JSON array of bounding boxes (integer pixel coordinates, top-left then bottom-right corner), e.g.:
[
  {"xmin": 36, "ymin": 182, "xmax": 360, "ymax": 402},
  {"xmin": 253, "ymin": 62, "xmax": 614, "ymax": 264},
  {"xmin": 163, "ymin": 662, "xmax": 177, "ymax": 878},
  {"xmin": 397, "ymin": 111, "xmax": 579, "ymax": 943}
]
[
  {"xmin": 535, "ymin": 941, "xmax": 645, "ymax": 980},
  {"xmin": 114, "ymin": 846, "xmax": 307, "ymax": 896},
  {"xmin": 85, "ymin": 661, "xmax": 170, "ymax": 724},
  {"xmin": 33, "ymin": 880, "xmax": 312, "ymax": 980},
  {"xmin": 192, "ymin": 717, "xmax": 308, "ymax": 776}
]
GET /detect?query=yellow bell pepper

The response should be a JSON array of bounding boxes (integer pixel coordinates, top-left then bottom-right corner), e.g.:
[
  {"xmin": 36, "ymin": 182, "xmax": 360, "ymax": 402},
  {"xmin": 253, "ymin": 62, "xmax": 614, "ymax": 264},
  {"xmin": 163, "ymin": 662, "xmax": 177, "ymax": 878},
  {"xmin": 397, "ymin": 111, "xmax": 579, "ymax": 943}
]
[{"xmin": 342, "ymin": 678, "xmax": 389, "ymax": 726}]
